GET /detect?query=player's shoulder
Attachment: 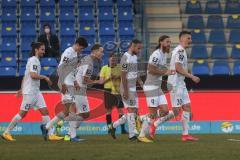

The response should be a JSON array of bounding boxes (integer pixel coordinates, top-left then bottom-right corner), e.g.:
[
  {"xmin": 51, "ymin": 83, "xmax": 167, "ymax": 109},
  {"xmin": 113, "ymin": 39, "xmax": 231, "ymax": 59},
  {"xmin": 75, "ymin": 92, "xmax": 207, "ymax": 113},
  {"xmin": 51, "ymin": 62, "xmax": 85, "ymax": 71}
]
[
  {"xmin": 151, "ymin": 49, "xmax": 161, "ymax": 57},
  {"xmin": 172, "ymin": 45, "xmax": 185, "ymax": 55},
  {"xmin": 62, "ymin": 47, "xmax": 74, "ymax": 56},
  {"xmin": 28, "ymin": 56, "xmax": 39, "ymax": 64}
]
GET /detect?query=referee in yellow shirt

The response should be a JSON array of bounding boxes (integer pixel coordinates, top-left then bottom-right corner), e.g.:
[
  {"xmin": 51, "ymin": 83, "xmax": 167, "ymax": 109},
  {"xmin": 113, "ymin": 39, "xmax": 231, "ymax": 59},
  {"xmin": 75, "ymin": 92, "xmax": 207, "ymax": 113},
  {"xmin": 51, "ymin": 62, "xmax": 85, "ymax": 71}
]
[{"xmin": 98, "ymin": 53, "xmax": 127, "ymax": 134}]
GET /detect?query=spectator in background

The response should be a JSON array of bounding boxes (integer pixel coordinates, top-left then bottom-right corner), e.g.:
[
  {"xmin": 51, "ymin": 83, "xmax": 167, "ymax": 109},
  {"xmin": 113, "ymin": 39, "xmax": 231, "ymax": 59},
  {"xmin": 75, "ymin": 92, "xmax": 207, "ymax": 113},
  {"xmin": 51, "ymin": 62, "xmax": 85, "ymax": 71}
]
[{"xmin": 38, "ymin": 23, "xmax": 60, "ymax": 59}]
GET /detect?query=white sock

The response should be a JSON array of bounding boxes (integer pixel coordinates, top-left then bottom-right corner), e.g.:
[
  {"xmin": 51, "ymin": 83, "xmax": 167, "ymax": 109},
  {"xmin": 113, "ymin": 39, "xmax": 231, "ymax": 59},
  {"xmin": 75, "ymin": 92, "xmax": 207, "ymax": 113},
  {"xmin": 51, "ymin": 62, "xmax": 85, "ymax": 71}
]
[
  {"xmin": 182, "ymin": 111, "xmax": 190, "ymax": 135},
  {"xmin": 113, "ymin": 114, "xmax": 127, "ymax": 128},
  {"xmin": 46, "ymin": 112, "xmax": 66, "ymax": 129},
  {"xmin": 69, "ymin": 121, "xmax": 81, "ymax": 138},
  {"xmin": 154, "ymin": 110, "xmax": 175, "ymax": 127},
  {"xmin": 127, "ymin": 113, "xmax": 136, "ymax": 138},
  {"xmin": 139, "ymin": 116, "xmax": 150, "ymax": 137},
  {"xmin": 4, "ymin": 114, "xmax": 22, "ymax": 134},
  {"xmin": 139, "ymin": 114, "xmax": 148, "ymax": 122},
  {"xmin": 42, "ymin": 115, "xmax": 55, "ymax": 136}
]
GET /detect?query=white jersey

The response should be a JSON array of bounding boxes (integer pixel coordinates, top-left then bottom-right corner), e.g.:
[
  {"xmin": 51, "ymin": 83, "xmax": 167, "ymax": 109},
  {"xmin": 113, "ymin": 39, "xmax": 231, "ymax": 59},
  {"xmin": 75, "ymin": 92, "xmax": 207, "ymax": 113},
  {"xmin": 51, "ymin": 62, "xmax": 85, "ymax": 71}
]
[
  {"xmin": 75, "ymin": 55, "xmax": 94, "ymax": 95},
  {"xmin": 168, "ymin": 45, "xmax": 188, "ymax": 87},
  {"xmin": 58, "ymin": 47, "xmax": 78, "ymax": 86},
  {"xmin": 120, "ymin": 52, "xmax": 138, "ymax": 89},
  {"xmin": 145, "ymin": 49, "xmax": 167, "ymax": 85},
  {"xmin": 22, "ymin": 56, "xmax": 41, "ymax": 94}
]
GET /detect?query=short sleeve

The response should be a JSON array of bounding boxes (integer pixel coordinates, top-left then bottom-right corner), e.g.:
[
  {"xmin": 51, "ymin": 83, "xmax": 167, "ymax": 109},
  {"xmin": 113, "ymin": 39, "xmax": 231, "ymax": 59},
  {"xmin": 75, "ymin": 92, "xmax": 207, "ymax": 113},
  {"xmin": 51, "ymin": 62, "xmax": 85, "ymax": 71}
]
[
  {"xmin": 99, "ymin": 66, "xmax": 106, "ymax": 78},
  {"xmin": 29, "ymin": 59, "xmax": 39, "ymax": 73},
  {"xmin": 148, "ymin": 53, "xmax": 160, "ymax": 67},
  {"xmin": 174, "ymin": 49, "xmax": 184, "ymax": 64}
]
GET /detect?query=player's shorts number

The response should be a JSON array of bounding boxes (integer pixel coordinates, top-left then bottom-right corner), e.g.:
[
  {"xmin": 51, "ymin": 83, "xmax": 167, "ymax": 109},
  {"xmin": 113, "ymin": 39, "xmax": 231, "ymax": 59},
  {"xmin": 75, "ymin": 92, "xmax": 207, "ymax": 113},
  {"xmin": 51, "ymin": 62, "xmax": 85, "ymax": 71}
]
[
  {"xmin": 177, "ymin": 99, "xmax": 183, "ymax": 106},
  {"xmin": 24, "ymin": 104, "xmax": 31, "ymax": 110}
]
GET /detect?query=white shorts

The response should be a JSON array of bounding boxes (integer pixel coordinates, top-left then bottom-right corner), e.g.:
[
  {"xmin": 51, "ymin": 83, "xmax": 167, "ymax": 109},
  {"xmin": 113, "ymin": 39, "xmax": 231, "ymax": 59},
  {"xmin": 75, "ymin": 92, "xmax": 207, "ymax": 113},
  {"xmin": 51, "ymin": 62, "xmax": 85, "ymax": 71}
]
[
  {"xmin": 120, "ymin": 87, "xmax": 138, "ymax": 108},
  {"xmin": 143, "ymin": 85, "xmax": 167, "ymax": 107},
  {"xmin": 75, "ymin": 95, "xmax": 90, "ymax": 114},
  {"xmin": 61, "ymin": 93, "xmax": 75, "ymax": 104},
  {"xmin": 61, "ymin": 86, "xmax": 76, "ymax": 104},
  {"xmin": 170, "ymin": 86, "xmax": 190, "ymax": 107},
  {"xmin": 20, "ymin": 93, "xmax": 47, "ymax": 111}
]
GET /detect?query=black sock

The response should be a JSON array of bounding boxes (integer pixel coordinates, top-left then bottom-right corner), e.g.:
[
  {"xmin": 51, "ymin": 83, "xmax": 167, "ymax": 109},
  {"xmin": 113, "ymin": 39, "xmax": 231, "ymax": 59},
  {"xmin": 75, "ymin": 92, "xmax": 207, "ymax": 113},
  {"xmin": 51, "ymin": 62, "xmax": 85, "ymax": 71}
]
[{"xmin": 106, "ymin": 114, "xmax": 112, "ymax": 125}]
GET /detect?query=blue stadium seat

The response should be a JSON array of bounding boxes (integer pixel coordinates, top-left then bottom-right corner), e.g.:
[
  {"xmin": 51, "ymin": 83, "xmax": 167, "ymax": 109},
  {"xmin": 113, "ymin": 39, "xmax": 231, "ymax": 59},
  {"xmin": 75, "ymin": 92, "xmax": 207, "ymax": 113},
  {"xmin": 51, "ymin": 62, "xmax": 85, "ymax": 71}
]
[
  {"xmin": 99, "ymin": 25, "xmax": 115, "ymax": 36},
  {"xmin": 185, "ymin": 0, "xmax": 202, "ymax": 14},
  {"xmin": 20, "ymin": 7, "xmax": 36, "ymax": 21},
  {"xmin": 20, "ymin": 22, "xmax": 36, "ymax": 37},
  {"xmin": 2, "ymin": 0, "xmax": 17, "ymax": 7},
  {"xmin": 0, "ymin": 67, "xmax": 16, "ymax": 76},
  {"xmin": 1, "ymin": 22, "xmax": 17, "ymax": 37},
  {"xmin": 78, "ymin": 0, "xmax": 94, "ymax": 7},
  {"xmin": 60, "ymin": 22, "xmax": 76, "ymax": 36},
  {"xmin": 212, "ymin": 61, "xmax": 230, "ymax": 75},
  {"xmin": 117, "ymin": 0, "xmax": 132, "ymax": 7},
  {"xmin": 79, "ymin": 8, "xmax": 94, "ymax": 22},
  {"xmin": 207, "ymin": 15, "xmax": 224, "ymax": 29},
  {"xmin": 0, "ymin": 37, "xmax": 16, "ymax": 53},
  {"xmin": 40, "ymin": 7, "xmax": 55, "ymax": 23},
  {"xmin": 1, "ymin": 52, "xmax": 16, "ymax": 59},
  {"xmin": 79, "ymin": 25, "xmax": 95, "ymax": 37},
  {"xmin": 229, "ymin": 30, "xmax": 240, "ymax": 43},
  {"xmin": 60, "ymin": 0, "xmax": 75, "ymax": 7},
  {"xmin": 98, "ymin": 7, "xmax": 114, "ymax": 21},
  {"xmin": 119, "ymin": 40, "xmax": 131, "ymax": 52},
  {"xmin": 60, "ymin": 36, "xmax": 75, "ymax": 52},
  {"xmin": 118, "ymin": 7, "xmax": 133, "ymax": 21},
  {"xmin": 20, "ymin": 37, "xmax": 36, "ymax": 53},
  {"xmin": 233, "ymin": 61, "xmax": 240, "ymax": 75},
  {"xmin": 1, "ymin": 7, "xmax": 16, "ymax": 22},
  {"xmin": 40, "ymin": 0, "xmax": 55, "ymax": 7},
  {"xmin": 205, "ymin": 0, "xmax": 222, "ymax": 14},
  {"xmin": 0, "ymin": 57, "xmax": 17, "ymax": 67},
  {"xmin": 227, "ymin": 15, "xmax": 240, "ymax": 29},
  {"xmin": 19, "ymin": 66, "xmax": 26, "ymax": 76},
  {"xmin": 20, "ymin": 0, "xmax": 36, "ymax": 7},
  {"xmin": 118, "ymin": 21, "xmax": 133, "ymax": 28},
  {"xmin": 41, "ymin": 66, "xmax": 55, "ymax": 76},
  {"xmin": 208, "ymin": 30, "xmax": 226, "ymax": 44},
  {"xmin": 187, "ymin": 15, "xmax": 204, "ymax": 29},
  {"xmin": 59, "ymin": 7, "xmax": 75, "ymax": 22},
  {"xmin": 191, "ymin": 29, "xmax": 206, "ymax": 44},
  {"xmin": 211, "ymin": 45, "xmax": 228, "ymax": 59},
  {"xmin": 231, "ymin": 44, "xmax": 240, "ymax": 59},
  {"xmin": 41, "ymin": 58, "xmax": 58, "ymax": 67},
  {"xmin": 225, "ymin": 0, "xmax": 240, "ymax": 14},
  {"xmin": 119, "ymin": 26, "xmax": 134, "ymax": 37},
  {"xmin": 191, "ymin": 45, "xmax": 208, "ymax": 59},
  {"xmin": 98, "ymin": 0, "xmax": 114, "ymax": 7},
  {"xmin": 192, "ymin": 60, "xmax": 210, "ymax": 75},
  {"xmin": 100, "ymin": 36, "xmax": 116, "ymax": 45}
]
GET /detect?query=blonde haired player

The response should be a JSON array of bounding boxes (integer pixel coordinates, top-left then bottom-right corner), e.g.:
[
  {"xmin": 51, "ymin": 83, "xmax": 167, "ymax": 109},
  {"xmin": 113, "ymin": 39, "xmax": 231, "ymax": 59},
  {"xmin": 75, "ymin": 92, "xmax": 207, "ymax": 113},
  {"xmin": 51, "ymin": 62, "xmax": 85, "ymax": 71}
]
[
  {"xmin": 137, "ymin": 35, "xmax": 176, "ymax": 143},
  {"xmin": 2, "ymin": 42, "xmax": 62, "ymax": 141}
]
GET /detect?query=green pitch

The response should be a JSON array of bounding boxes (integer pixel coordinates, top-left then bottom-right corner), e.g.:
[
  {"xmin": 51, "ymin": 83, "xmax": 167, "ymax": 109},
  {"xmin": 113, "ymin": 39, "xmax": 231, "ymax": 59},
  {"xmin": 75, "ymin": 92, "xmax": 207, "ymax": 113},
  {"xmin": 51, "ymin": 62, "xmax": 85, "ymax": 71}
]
[{"xmin": 1, "ymin": 134, "xmax": 240, "ymax": 160}]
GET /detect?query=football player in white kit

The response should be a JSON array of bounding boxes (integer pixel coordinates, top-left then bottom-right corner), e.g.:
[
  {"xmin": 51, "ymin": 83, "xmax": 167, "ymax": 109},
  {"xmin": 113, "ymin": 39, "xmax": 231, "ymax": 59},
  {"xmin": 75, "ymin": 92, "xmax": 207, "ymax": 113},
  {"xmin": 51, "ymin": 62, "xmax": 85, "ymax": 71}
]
[
  {"xmin": 2, "ymin": 42, "xmax": 62, "ymax": 141},
  {"xmin": 64, "ymin": 44, "xmax": 104, "ymax": 142},
  {"xmin": 41, "ymin": 37, "xmax": 88, "ymax": 141},
  {"xmin": 109, "ymin": 39, "xmax": 143, "ymax": 140},
  {"xmin": 137, "ymin": 35, "xmax": 176, "ymax": 142},
  {"xmin": 168, "ymin": 31, "xmax": 200, "ymax": 141}
]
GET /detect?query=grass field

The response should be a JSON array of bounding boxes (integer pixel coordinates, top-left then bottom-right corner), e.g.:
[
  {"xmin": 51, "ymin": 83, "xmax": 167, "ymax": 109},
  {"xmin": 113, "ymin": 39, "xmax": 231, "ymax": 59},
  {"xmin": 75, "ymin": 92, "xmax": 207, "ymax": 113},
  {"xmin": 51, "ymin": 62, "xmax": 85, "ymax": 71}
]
[{"xmin": 1, "ymin": 134, "xmax": 240, "ymax": 160}]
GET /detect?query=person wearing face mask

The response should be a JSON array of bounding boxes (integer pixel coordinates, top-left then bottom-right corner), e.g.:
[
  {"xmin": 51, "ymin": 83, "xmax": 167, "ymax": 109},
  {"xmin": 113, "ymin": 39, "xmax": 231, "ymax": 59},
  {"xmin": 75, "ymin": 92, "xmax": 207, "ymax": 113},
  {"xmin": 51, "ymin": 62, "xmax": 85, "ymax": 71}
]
[{"xmin": 38, "ymin": 23, "xmax": 60, "ymax": 59}]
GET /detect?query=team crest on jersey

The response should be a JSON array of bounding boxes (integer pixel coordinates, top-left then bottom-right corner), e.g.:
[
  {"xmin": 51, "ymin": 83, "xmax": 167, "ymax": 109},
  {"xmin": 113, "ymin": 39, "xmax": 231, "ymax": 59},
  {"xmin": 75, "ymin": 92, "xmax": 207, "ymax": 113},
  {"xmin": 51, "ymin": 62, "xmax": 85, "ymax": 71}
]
[
  {"xmin": 33, "ymin": 65, "xmax": 38, "ymax": 71},
  {"xmin": 122, "ymin": 64, "xmax": 128, "ymax": 69},
  {"xmin": 63, "ymin": 57, "xmax": 69, "ymax": 63},
  {"xmin": 178, "ymin": 54, "xmax": 184, "ymax": 61}
]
